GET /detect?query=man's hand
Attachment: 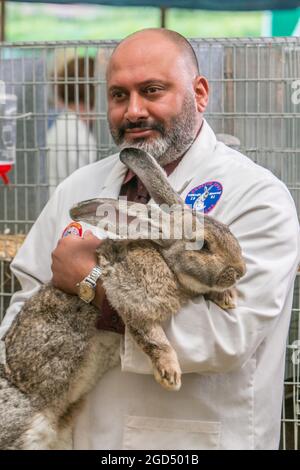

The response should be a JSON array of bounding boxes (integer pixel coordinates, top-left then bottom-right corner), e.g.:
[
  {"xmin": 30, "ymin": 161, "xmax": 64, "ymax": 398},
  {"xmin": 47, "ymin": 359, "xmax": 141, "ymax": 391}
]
[
  {"xmin": 51, "ymin": 230, "xmax": 102, "ymax": 295},
  {"xmin": 51, "ymin": 229, "xmax": 124, "ymax": 333}
]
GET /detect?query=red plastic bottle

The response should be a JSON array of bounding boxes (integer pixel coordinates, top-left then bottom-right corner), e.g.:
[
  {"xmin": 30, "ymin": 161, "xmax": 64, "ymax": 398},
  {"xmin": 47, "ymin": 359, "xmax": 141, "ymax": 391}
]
[{"xmin": 0, "ymin": 93, "xmax": 17, "ymax": 185}]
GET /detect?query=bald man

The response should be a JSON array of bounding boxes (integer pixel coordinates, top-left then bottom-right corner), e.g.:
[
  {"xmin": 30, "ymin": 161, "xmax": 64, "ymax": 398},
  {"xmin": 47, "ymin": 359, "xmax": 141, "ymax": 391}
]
[{"xmin": 1, "ymin": 29, "xmax": 299, "ymax": 450}]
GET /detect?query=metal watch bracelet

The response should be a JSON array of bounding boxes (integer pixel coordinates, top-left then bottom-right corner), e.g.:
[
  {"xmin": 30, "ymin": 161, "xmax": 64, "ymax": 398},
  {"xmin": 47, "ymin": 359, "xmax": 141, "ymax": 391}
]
[{"xmin": 83, "ymin": 265, "xmax": 103, "ymax": 287}]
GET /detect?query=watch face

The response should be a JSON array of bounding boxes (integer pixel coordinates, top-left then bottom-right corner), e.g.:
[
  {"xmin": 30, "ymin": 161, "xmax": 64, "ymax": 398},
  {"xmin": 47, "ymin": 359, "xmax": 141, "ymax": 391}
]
[{"xmin": 79, "ymin": 282, "xmax": 95, "ymax": 303}]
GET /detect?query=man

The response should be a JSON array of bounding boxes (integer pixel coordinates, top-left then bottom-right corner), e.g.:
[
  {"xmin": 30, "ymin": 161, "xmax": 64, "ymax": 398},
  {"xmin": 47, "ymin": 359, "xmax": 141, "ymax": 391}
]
[{"xmin": 1, "ymin": 29, "xmax": 299, "ymax": 450}]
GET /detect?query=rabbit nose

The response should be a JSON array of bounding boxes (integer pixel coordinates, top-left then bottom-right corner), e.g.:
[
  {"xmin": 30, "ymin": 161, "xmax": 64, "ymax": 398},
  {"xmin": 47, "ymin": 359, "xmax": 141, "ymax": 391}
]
[
  {"xmin": 217, "ymin": 267, "xmax": 237, "ymax": 287},
  {"xmin": 234, "ymin": 268, "xmax": 243, "ymax": 281}
]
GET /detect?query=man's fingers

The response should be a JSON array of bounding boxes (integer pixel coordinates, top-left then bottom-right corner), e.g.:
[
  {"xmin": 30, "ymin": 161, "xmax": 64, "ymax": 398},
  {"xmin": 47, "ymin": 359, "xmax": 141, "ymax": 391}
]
[
  {"xmin": 83, "ymin": 229, "xmax": 93, "ymax": 237},
  {"xmin": 83, "ymin": 230, "xmax": 102, "ymax": 246}
]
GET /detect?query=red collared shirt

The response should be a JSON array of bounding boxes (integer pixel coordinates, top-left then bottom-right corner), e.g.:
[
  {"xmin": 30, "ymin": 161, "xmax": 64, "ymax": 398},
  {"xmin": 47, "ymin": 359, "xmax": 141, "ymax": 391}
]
[{"xmin": 96, "ymin": 156, "xmax": 183, "ymax": 334}]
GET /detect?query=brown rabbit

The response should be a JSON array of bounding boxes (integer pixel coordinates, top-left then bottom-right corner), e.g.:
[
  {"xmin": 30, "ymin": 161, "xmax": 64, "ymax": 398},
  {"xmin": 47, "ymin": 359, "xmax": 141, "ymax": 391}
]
[{"xmin": 0, "ymin": 148, "xmax": 245, "ymax": 449}]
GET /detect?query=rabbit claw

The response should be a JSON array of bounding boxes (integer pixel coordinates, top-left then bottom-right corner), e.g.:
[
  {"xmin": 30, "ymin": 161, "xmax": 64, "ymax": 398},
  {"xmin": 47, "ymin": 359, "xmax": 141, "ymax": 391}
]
[
  {"xmin": 153, "ymin": 357, "xmax": 182, "ymax": 391},
  {"xmin": 206, "ymin": 287, "xmax": 237, "ymax": 309}
]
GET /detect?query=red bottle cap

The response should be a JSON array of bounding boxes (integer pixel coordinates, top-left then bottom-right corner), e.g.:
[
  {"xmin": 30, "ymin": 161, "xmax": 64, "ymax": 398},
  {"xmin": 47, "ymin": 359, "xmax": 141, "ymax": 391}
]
[{"xmin": 0, "ymin": 164, "xmax": 13, "ymax": 185}]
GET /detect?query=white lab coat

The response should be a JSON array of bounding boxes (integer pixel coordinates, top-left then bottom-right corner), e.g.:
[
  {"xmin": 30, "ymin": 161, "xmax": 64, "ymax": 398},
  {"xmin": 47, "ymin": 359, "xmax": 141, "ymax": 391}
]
[{"xmin": 1, "ymin": 120, "xmax": 299, "ymax": 450}]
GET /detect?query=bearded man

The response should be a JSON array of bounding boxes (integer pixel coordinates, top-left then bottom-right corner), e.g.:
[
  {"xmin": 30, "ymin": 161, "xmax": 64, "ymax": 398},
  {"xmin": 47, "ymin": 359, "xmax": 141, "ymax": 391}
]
[{"xmin": 1, "ymin": 29, "xmax": 299, "ymax": 450}]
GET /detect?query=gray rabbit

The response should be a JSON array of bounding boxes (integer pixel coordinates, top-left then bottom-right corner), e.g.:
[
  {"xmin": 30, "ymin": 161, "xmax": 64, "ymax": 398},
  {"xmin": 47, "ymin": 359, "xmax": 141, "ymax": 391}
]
[{"xmin": 0, "ymin": 148, "xmax": 246, "ymax": 449}]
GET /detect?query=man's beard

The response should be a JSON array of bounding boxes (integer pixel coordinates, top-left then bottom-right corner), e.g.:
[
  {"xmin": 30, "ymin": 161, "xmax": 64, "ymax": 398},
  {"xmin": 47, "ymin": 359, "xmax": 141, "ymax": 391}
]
[{"xmin": 109, "ymin": 93, "xmax": 199, "ymax": 165}]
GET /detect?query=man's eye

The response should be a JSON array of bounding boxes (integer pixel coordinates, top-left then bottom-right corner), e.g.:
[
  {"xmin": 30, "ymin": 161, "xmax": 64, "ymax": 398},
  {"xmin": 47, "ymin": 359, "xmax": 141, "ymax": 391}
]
[
  {"xmin": 111, "ymin": 91, "xmax": 126, "ymax": 100},
  {"xmin": 145, "ymin": 87, "xmax": 162, "ymax": 95}
]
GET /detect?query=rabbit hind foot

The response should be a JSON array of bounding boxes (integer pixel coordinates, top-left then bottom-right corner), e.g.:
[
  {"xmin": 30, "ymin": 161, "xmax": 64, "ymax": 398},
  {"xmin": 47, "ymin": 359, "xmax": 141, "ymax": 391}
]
[
  {"xmin": 128, "ymin": 323, "xmax": 182, "ymax": 391},
  {"xmin": 153, "ymin": 354, "xmax": 182, "ymax": 392}
]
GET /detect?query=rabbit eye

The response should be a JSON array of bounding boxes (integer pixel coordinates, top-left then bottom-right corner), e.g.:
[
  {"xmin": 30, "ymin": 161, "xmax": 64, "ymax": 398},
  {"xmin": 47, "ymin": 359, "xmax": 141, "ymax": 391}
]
[{"xmin": 202, "ymin": 240, "xmax": 210, "ymax": 252}]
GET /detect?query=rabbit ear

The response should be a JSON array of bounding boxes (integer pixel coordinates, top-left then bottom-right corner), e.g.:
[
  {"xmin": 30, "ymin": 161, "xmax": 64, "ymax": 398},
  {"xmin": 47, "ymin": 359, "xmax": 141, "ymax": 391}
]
[
  {"xmin": 119, "ymin": 148, "xmax": 184, "ymax": 209},
  {"xmin": 70, "ymin": 198, "xmax": 167, "ymax": 241},
  {"xmin": 70, "ymin": 198, "xmax": 114, "ymax": 226}
]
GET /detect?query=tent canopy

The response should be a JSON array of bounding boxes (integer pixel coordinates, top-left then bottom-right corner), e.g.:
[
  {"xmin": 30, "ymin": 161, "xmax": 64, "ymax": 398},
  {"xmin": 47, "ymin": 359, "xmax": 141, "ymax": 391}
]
[{"xmin": 7, "ymin": 0, "xmax": 300, "ymax": 11}]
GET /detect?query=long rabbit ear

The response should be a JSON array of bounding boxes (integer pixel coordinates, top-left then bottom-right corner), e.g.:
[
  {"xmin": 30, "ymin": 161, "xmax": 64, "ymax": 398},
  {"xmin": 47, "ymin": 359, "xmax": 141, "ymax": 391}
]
[
  {"xmin": 119, "ymin": 148, "xmax": 184, "ymax": 208},
  {"xmin": 70, "ymin": 197, "xmax": 165, "ymax": 241},
  {"xmin": 70, "ymin": 198, "xmax": 113, "ymax": 226}
]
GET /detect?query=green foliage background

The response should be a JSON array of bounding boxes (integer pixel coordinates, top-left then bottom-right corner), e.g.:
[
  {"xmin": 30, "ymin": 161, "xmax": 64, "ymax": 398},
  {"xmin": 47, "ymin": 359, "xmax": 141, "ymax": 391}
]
[{"xmin": 5, "ymin": 3, "xmax": 263, "ymax": 42}]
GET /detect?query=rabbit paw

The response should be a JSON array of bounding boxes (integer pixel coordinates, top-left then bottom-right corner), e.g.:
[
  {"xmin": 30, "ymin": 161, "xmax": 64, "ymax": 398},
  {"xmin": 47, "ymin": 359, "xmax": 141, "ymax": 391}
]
[
  {"xmin": 153, "ymin": 356, "xmax": 182, "ymax": 391},
  {"xmin": 206, "ymin": 287, "xmax": 237, "ymax": 310}
]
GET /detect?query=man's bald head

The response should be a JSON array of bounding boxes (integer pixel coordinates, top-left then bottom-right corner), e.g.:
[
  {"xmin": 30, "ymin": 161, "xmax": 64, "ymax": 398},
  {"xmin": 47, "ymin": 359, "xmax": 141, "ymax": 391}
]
[
  {"xmin": 106, "ymin": 28, "xmax": 209, "ymax": 165},
  {"xmin": 107, "ymin": 28, "xmax": 199, "ymax": 79}
]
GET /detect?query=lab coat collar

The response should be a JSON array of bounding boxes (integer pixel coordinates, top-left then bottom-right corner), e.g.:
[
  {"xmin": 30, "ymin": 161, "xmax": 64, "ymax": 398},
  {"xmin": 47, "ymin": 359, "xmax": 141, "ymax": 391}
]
[
  {"xmin": 167, "ymin": 119, "xmax": 217, "ymax": 194},
  {"xmin": 98, "ymin": 119, "xmax": 217, "ymax": 199}
]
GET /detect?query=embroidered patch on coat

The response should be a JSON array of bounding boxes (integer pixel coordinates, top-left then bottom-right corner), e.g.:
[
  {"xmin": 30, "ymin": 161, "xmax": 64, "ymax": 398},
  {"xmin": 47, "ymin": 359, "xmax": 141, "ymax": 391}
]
[{"xmin": 185, "ymin": 181, "xmax": 223, "ymax": 214}]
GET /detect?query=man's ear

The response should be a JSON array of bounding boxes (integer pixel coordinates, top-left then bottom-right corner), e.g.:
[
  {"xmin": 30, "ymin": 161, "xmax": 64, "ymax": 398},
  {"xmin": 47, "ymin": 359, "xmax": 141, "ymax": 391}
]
[{"xmin": 193, "ymin": 76, "xmax": 209, "ymax": 113}]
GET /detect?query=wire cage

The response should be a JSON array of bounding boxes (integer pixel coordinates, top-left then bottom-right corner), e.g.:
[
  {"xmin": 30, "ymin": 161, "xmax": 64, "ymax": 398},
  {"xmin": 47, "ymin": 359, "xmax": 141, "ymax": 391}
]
[{"xmin": 0, "ymin": 37, "xmax": 299, "ymax": 449}]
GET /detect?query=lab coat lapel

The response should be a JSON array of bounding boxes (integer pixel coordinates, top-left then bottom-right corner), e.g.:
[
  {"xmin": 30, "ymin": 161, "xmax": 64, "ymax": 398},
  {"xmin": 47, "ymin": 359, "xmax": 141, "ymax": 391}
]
[{"xmin": 98, "ymin": 155, "xmax": 127, "ymax": 198}]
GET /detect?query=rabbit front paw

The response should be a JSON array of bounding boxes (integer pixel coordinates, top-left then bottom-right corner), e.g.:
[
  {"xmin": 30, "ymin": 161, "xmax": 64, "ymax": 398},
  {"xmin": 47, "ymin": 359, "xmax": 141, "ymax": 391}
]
[
  {"xmin": 153, "ymin": 355, "xmax": 182, "ymax": 392},
  {"xmin": 206, "ymin": 287, "xmax": 237, "ymax": 309}
]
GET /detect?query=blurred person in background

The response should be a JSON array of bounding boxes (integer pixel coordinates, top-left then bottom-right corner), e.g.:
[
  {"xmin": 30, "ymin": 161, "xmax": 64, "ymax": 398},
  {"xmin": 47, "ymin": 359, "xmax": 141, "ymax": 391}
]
[{"xmin": 47, "ymin": 57, "xmax": 98, "ymax": 194}]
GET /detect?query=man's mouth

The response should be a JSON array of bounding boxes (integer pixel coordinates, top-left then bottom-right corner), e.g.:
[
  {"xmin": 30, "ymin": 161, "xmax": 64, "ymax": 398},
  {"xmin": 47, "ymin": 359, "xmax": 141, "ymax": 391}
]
[{"xmin": 124, "ymin": 128, "xmax": 156, "ymax": 138}]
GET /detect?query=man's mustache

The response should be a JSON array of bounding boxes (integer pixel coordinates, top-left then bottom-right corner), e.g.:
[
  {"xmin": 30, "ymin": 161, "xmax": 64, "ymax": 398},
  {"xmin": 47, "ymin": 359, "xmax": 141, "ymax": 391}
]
[{"xmin": 118, "ymin": 121, "xmax": 165, "ymax": 138}]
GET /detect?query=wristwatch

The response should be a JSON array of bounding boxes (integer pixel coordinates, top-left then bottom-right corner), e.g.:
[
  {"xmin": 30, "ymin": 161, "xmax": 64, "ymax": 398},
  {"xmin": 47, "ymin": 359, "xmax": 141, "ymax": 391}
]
[{"xmin": 76, "ymin": 265, "xmax": 103, "ymax": 303}]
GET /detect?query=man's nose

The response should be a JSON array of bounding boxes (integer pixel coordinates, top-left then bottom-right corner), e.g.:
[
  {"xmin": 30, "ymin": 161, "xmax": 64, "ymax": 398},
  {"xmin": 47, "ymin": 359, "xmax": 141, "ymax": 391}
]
[{"xmin": 124, "ymin": 92, "xmax": 149, "ymax": 122}]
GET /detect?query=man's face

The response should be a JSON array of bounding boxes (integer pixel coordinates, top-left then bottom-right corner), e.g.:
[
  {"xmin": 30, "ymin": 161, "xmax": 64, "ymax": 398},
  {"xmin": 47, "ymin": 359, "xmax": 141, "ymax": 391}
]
[{"xmin": 106, "ymin": 33, "xmax": 202, "ymax": 164}]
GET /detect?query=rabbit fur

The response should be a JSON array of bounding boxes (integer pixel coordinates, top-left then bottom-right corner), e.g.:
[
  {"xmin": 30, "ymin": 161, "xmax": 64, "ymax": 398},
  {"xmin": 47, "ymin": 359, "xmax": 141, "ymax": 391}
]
[{"xmin": 0, "ymin": 148, "xmax": 246, "ymax": 449}]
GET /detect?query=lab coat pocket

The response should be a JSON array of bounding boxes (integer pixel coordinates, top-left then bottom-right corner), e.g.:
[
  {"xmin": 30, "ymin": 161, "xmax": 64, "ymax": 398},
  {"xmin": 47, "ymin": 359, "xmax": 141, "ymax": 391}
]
[{"xmin": 122, "ymin": 415, "xmax": 221, "ymax": 450}]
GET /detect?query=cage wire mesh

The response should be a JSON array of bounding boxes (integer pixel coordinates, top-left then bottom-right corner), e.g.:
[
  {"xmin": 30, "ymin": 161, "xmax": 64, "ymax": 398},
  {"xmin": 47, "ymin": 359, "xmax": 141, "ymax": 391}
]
[{"xmin": 0, "ymin": 37, "xmax": 299, "ymax": 449}]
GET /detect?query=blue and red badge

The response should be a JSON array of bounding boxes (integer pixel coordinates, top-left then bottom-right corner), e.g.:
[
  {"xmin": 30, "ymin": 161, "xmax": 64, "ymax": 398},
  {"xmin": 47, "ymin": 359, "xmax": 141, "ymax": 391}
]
[
  {"xmin": 185, "ymin": 181, "xmax": 223, "ymax": 214},
  {"xmin": 62, "ymin": 221, "xmax": 83, "ymax": 238}
]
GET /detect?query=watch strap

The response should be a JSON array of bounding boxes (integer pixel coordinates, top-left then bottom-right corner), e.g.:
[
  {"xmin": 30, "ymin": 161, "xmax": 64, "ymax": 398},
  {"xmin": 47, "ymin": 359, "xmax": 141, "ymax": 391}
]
[{"xmin": 84, "ymin": 265, "xmax": 102, "ymax": 287}]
